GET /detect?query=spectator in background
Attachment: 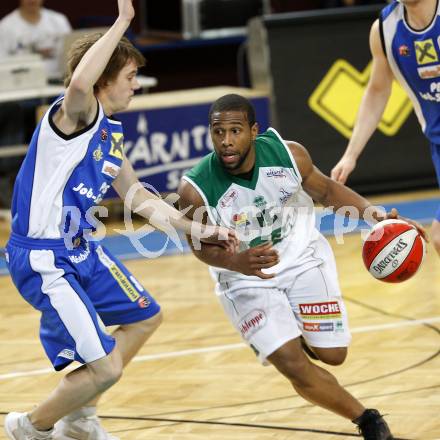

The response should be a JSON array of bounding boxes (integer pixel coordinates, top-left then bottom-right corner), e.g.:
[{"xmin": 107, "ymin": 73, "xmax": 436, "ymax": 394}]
[
  {"xmin": 0, "ymin": 0, "xmax": 71, "ymax": 81},
  {"xmin": 0, "ymin": 1, "xmax": 71, "ymax": 211}
]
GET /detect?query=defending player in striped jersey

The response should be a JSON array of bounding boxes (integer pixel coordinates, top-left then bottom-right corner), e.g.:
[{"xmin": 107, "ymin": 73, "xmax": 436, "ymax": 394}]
[
  {"xmin": 178, "ymin": 94, "xmax": 426, "ymax": 439},
  {"xmin": 3, "ymin": 1, "xmax": 236, "ymax": 439}
]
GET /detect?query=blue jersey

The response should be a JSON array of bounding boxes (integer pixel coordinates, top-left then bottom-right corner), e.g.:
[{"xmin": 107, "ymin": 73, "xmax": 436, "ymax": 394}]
[
  {"xmin": 380, "ymin": 1, "xmax": 440, "ymax": 143},
  {"xmin": 11, "ymin": 96, "xmax": 124, "ymax": 241}
]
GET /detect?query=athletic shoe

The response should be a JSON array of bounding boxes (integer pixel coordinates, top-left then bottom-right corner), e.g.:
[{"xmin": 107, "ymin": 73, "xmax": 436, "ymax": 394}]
[
  {"xmin": 4, "ymin": 412, "xmax": 53, "ymax": 439},
  {"xmin": 354, "ymin": 409, "xmax": 394, "ymax": 440},
  {"xmin": 53, "ymin": 407, "xmax": 119, "ymax": 440}
]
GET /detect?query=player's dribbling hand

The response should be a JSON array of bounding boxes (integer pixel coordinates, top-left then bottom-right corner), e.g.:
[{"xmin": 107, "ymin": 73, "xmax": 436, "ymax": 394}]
[
  {"xmin": 230, "ymin": 242, "xmax": 280, "ymax": 279},
  {"xmin": 386, "ymin": 208, "xmax": 429, "ymax": 242},
  {"xmin": 330, "ymin": 156, "xmax": 356, "ymax": 184},
  {"xmin": 118, "ymin": 0, "xmax": 135, "ymax": 22}
]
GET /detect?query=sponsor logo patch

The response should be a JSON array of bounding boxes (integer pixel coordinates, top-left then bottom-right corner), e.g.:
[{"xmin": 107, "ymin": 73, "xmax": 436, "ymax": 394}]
[
  {"xmin": 279, "ymin": 188, "xmax": 292, "ymax": 204},
  {"xmin": 101, "ymin": 128, "xmax": 108, "ymax": 141},
  {"xmin": 219, "ymin": 188, "xmax": 238, "ymax": 208},
  {"xmin": 138, "ymin": 296, "xmax": 150, "ymax": 308},
  {"xmin": 303, "ymin": 322, "xmax": 334, "ymax": 332},
  {"xmin": 299, "ymin": 301, "xmax": 342, "ymax": 320},
  {"xmin": 58, "ymin": 348, "xmax": 75, "ymax": 360},
  {"xmin": 417, "ymin": 64, "xmax": 440, "ymax": 79},
  {"xmin": 265, "ymin": 168, "xmax": 286, "ymax": 179},
  {"xmin": 101, "ymin": 160, "xmax": 120, "ymax": 178},
  {"xmin": 232, "ymin": 212, "xmax": 250, "ymax": 227},
  {"xmin": 415, "ymin": 39, "xmax": 438, "ymax": 65},
  {"xmin": 239, "ymin": 309, "xmax": 267, "ymax": 339},
  {"xmin": 399, "ymin": 45, "xmax": 410, "ymax": 57},
  {"xmin": 110, "ymin": 133, "xmax": 124, "ymax": 159}
]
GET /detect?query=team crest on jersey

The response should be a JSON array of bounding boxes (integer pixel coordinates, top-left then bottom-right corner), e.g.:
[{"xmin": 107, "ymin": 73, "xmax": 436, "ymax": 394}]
[
  {"xmin": 414, "ymin": 39, "xmax": 438, "ymax": 65},
  {"xmin": 101, "ymin": 128, "xmax": 108, "ymax": 141},
  {"xmin": 110, "ymin": 133, "xmax": 124, "ymax": 159},
  {"xmin": 253, "ymin": 195, "xmax": 267, "ymax": 209},
  {"xmin": 398, "ymin": 45, "xmax": 410, "ymax": 57},
  {"xmin": 93, "ymin": 145, "xmax": 103, "ymax": 161}
]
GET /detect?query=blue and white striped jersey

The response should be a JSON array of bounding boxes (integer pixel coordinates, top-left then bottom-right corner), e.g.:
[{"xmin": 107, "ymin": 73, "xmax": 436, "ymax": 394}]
[
  {"xmin": 11, "ymin": 96, "xmax": 124, "ymax": 240},
  {"xmin": 380, "ymin": 0, "xmax": 440, "ymax": 143}
]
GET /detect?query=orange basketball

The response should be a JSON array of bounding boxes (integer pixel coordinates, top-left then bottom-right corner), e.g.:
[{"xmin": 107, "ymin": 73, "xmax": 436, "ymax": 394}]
[{"xmin": 362, "ymin": 219, "xmax": 426, "ymax": 283}]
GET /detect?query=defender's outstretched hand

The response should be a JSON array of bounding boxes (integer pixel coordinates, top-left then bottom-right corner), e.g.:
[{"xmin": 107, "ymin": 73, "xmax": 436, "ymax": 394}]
[
  {"xmin": 386, "ymin": 208, "xmax": 429, "ymax": 242},
  {"xmin": 198, "ymin": 225, "xmax": 239, "ymax": 254},
  {"xmin": 330, "ymin": 156, "xmax": 356, "ymax": 184}
]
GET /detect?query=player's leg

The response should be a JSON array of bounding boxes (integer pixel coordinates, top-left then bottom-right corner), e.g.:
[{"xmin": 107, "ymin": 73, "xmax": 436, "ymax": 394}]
[
  {"xmin": 268, "ymin": 337, "xmax": 363, "ymax": 418},
  {"xmin": 267, "ymin": 339, "xmax": 393, "ymax": 439},
  {"xmin": 4, "ymin": 244, "xmax": 123, "ymax": 439},
  {"xmin": 285, "ymin": 236, "xmax": 393, "ymax": 438},
  {"xmin": 55, "ymin": 244, "xmax": 162, "ymax": 439}
]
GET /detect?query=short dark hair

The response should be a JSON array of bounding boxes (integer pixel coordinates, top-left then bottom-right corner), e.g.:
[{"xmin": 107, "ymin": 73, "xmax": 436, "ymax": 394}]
[{"xmin": 209, "ymin": 94, "xmax": 256, "ymax": 126}]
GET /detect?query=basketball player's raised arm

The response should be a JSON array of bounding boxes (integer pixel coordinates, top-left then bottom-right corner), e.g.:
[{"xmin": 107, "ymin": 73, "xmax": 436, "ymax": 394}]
[
  {"xmin": 113, "ymin": 157, "xmax": 237, "ymax": 250},
  {"xmin": 331, "ymin": 19, "xmax": 394, "ymax": 184},
  {"xmin": 62, "ymin": 0, "xmax": 135, "ymax": 121},
  {"xmin": 177, "ymin": 180, "xmax": 279, "ymax": 279}
]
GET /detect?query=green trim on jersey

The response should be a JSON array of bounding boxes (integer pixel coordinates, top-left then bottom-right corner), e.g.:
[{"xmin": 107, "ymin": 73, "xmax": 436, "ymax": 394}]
[{"xmin": 184, "ymin": 128, "xmax": 297, "ymax": 207}]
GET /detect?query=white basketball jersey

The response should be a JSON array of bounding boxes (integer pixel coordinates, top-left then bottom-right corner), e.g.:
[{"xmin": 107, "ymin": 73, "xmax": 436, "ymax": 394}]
[{"xmin": 183, "ymin": 128, "xmax": 320, "ymax": 290}]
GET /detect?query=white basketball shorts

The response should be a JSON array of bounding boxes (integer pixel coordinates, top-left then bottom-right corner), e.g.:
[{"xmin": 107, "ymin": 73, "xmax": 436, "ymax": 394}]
[{"xmin": 217, "ymin": 235, "xmax": 352, "ymax": 364}]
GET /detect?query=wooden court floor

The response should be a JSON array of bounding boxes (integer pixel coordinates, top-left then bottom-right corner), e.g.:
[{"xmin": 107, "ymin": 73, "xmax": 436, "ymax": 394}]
[{"xmin": 0, "ymin": 190, "xmax": 439, "ymax": 440}]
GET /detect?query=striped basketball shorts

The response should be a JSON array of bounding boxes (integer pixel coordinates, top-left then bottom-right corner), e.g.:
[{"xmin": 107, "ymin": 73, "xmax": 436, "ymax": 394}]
[{"xmin": 6, "ymin": 233, "xmax": 160, "ymax": 370}]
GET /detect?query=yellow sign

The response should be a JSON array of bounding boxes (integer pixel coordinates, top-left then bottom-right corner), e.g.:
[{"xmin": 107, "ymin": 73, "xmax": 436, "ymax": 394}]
[
  {"xmin": 110, "ymin": 133, "xmax": 124, "ymax": 159},
  {"xmin": 415, "ymin": 39, "xmax": 438, "ymax": 65},
  {"xmin": 308, "ymin": 59, "xmax": 413, "ymax": 139}
]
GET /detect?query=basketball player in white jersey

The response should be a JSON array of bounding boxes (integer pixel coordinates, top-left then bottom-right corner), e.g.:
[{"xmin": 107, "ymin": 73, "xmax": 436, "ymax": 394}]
[
  {"xmin": 3, "ymin": 1, "xmax": 236, "ymax": 439},
  {"xmin": 178, "ymin": 94, "xmax": 426, "ymax": 439}
]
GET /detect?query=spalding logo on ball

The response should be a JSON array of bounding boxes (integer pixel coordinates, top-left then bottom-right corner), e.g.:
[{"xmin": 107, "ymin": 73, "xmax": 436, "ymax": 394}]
[{"xmin": 362, "ymin": 219, "xmax": 426, "ymax": 283}]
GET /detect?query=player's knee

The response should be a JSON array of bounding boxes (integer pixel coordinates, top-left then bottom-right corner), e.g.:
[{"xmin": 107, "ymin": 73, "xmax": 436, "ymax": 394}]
[
  {"xmin": 273, "ymin": 355, "xmax": 311, "ymax": 387},
  {"xmin": 89, "ymin": 353, "xmax": 123, "ymax": 393},
  {"xmin": 92, "ymin": 361, "xmax": 123, "ymax": 393},
  {"xmin": 315, "ymin": 347, "xmax": 347, "ymax": 366}
]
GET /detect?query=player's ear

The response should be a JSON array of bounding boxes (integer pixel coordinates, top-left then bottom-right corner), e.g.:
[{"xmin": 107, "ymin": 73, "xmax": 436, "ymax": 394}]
[{"xmin": 251, "ymin": 122, "xmax": 259, "ymax": 140}]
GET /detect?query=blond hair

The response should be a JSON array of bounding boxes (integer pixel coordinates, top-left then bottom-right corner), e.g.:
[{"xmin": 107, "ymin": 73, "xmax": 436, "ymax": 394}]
[{"xmin": 64, "ymin": 33, "xmax": 145, "ymax": 90}]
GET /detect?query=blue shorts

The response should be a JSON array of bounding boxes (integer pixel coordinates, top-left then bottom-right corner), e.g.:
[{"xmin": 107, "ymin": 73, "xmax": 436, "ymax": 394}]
[
  {"xmin": 6, "ymin": 233, "xmax": 161, "ymax": 371},
  {"xmin": 431, "ymin": 143, "xmax": 440, "ymax": 221}
]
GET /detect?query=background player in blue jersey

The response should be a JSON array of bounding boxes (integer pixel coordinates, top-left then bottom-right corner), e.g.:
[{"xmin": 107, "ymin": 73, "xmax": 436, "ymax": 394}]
[
  {"xmin": 331, "ymin": 0, "xmax": 440, "ymax": 256},
  {"xmin": 3, "ymin": 1, "xmax": 236, "ymax": 439}
]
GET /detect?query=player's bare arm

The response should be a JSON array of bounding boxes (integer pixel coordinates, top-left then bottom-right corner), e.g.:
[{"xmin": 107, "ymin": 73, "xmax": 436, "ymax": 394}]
[
  {"xmin": 52, "ymin": 0, "xmax": 135, "ymax": 134},
  {"xmin": 114, "ymin": 157, "xmax": 237, "ymax": 250},
  {"xmin": 291, "ymin": 141, "xmax": 427, "ymax": 239},
  {"xmin": 178, "ymin": 180, "xmax": 279, "ymax": 279},
  {"xmin": 331, "ymin": 19, "xmax": 395, "ymax": 183}
]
